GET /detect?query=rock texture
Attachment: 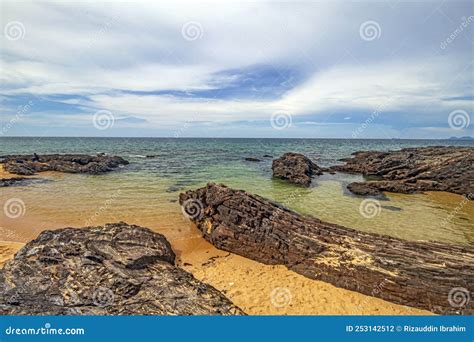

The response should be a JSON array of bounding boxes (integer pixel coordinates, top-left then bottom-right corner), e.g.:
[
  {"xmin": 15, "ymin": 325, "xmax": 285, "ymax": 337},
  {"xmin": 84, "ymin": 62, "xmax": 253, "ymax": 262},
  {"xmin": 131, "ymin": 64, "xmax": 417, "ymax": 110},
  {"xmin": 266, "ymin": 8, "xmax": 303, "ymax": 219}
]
[
  {"xmin": 180, "ymin": 183, "xmax": 474, "ymax": 315},
  {"xmin": 0, "ymin": 222, "xmax": 244, "ymax": 315},
  {"xmin": 332, "ymin": 146, "xmax": 474, "ymax": 198},
  {"xmin": 272, "ymin": 153, "xmax": 323, "ymax": 186},
  {"xmin": 1, "ymin": 154, "xmax": 129, "ymax": 176},
  {"xmin": 0, "ymin": 177, "xmax": 29, "ymax": 187}
]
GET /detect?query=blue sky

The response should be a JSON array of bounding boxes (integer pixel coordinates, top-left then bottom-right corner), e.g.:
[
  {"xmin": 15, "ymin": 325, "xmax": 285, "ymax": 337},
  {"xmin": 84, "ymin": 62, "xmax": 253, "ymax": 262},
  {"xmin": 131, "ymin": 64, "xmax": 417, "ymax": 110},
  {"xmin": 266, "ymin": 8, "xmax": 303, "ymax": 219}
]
[{"xmin": 1, "ymin": 0, "xmax": 473, "ymax": 138}]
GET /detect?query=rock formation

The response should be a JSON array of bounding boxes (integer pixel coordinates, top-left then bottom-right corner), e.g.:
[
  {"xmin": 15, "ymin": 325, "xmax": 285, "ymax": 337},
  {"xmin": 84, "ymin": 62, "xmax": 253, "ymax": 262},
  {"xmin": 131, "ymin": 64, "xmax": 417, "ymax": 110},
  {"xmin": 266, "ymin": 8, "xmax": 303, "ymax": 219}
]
[
  {"xmin": 332, "ymin": 146, "xmax": 473, "ymax": 198},
  {"xmin": 180, "ymin": 183, "xmax": 474, "ymax": 315},
  {"xmin": 0, "ymin": 177, "xmax": 30, "ymax": 187},
  {"xmin": 272, "ymin": 153, "xmax": 324, "ymax": 186},
  {"xmin": 0, "ymin": 222, "xmax": 244, "ymax": 315},
  {"xmin": 1, "ymin": 154, "xmax": 129, "ymax": 176}
]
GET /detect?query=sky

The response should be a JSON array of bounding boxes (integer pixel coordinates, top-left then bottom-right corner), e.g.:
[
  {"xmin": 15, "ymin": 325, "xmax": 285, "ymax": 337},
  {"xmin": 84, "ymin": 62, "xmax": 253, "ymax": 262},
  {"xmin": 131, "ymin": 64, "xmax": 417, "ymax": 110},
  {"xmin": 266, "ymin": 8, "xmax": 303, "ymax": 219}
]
[{"xmin": 1, "ymin": 0, "xmax": 473, "ymax": 138}]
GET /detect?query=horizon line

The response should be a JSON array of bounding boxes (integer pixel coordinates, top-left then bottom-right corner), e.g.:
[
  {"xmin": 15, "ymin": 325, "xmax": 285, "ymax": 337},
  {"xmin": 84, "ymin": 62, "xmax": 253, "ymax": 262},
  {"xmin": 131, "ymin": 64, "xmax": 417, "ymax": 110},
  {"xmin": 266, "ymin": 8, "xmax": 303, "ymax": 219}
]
[{"xmin": 0, "ymin": 136, "xmax": 472, "ymax": 140}]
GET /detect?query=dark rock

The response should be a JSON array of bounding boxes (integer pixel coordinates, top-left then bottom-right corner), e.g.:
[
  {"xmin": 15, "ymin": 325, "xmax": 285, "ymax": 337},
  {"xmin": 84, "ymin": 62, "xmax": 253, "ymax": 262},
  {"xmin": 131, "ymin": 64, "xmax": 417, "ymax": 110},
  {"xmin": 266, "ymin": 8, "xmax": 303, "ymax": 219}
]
[
  {"xmin": 272, "ymin": 153, "xmax": 323, "ymax": 187},
  {"xmin": 0, "ymin": 177, "xmax": 30, "ymax": 187},
  {"xmin": 180, "ymin": 183, "xmax": 474, "ymax": 315},
  {"xmin": 263, "ymin": 155, "xmax": 273, "ymax": 158},
  {"xmin": 332, "ymin": 146, "xmax": 474, "ymax": 198},
  {"xmin": 244, "ymin": 157, "xmax": 261, "ymax": 162},
  {"xmin": 2, "ymin": 154, "xmax": 129, "ymax": 176},
  {"xmin": 0, "ymin": 222, "xmax": 244, "ymax": 315},
  {"xmin": 146, "ymin": 155, "xmax": 158, "ymax": 158}
]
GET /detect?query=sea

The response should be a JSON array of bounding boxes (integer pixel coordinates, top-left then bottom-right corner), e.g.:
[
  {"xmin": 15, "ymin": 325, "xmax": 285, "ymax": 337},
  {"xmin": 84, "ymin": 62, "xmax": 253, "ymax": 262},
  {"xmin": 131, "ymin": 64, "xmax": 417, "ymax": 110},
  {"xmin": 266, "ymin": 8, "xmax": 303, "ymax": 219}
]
[{"xmin": 1, "ymin": 137, "xmax": 473, "ymax": 246}]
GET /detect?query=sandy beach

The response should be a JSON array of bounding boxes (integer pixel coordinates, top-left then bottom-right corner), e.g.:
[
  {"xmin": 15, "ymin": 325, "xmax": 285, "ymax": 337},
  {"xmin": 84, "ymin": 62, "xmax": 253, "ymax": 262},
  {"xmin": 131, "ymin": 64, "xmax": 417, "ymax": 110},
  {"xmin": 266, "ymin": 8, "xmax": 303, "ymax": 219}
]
[{"xmin": 178, "ymin": 238, "xmax": 432, "ymax": 315}]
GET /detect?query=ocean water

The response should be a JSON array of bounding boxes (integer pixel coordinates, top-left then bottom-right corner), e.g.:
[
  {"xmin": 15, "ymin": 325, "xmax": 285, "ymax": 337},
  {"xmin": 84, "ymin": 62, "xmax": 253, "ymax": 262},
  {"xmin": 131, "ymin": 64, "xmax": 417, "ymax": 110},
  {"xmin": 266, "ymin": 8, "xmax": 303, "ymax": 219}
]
[{"xmin": 1, "ymin": 137, "xmax": 473, "ymax": 246}]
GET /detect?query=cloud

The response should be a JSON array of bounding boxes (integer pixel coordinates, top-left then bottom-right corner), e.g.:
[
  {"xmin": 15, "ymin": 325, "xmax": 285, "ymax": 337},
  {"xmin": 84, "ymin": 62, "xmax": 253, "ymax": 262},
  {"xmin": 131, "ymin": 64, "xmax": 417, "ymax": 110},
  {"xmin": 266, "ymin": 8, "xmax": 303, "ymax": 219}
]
[{"xmin": 1, "ymin": 0, "xmax": 472, "ymax": 137}]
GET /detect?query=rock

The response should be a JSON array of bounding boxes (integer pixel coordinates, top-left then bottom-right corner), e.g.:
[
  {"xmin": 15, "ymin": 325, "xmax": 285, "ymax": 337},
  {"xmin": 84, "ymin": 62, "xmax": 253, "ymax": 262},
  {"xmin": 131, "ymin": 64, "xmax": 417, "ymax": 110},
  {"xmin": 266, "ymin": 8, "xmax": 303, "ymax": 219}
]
[
  {"xmin": 332, "ymin": 147, "xmax": 474, "ymax": 198},
  {"xmin": 272, "ymin": 153, "xmax": 323, "ymax": 186},
  {"xmin": 0, "ymin": 177, "xmax": 30, "ymax": 187},
  {"xmin": 244, "ymin": 157, "xmax": 261, "ymax": 162},
  {"xmin": 0, "ymin": 222, "xmax": 244, "ymax": 315},
  {"xmin": 2, "ymin": 154, "xmax": 129, "ymax": 176},
  {"xmin": 180, "ymin": 183, "xmax": 474, "ymax": 315},
  {"xmin": 166, "ymin": 186, "xmax": 183, "ymax": 193},
  {"xmin": 263, "ymin": 155, "xmax": 273, "ymax": 158}
]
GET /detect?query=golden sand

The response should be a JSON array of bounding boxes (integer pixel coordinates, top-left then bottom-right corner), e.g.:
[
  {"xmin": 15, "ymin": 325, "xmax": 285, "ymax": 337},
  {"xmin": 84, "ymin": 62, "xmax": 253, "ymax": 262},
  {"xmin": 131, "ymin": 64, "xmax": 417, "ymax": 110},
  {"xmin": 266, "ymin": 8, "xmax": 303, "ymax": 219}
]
[
  {"xmin": 175, "ymin": 237, "xmax": 432, "ymax": 315},
  {"xmin": 0, "ymin": 165, "xmax": 16, "ymax": 179},
  {"xmin": 0, "ymin": 241, "xmax": 24, "ymax": 268}
]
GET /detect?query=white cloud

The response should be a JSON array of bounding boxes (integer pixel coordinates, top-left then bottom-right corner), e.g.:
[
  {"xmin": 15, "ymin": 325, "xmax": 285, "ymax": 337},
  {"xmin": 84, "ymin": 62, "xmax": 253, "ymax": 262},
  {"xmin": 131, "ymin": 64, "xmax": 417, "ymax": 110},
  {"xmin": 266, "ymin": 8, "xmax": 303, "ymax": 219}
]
[{"xmin": 1, "ymin": 0, "xmax": 472, "ymax": 137}]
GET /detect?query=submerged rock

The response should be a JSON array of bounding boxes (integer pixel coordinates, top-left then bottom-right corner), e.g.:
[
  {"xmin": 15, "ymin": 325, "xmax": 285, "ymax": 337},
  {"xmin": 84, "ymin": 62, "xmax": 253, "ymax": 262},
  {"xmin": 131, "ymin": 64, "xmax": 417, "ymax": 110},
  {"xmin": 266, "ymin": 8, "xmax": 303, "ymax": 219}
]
[
  {"xmin": 332, "ymin": 146, "xmax": 474, "ymax": 198},
  {"xmin": 180, "ymin": 183, "xmax": 474, "ymax": 315},
  {"xmin": 0, "ymin": 222, "xmax": 244, "ymax": 315},
  {"xmin": 244, "ymin": 157, "xmax": 261, "ymax": 162},
  {"xmin": 272, "ymin": 152, "xmax": 323, "ymax": 187},
  {"xmin": 0, "ymin": 177, "xmax": 30, "ymax": 187},
  {"xmin": 1, "ymin": 154, "xmax": 129, "ymax": 176}
]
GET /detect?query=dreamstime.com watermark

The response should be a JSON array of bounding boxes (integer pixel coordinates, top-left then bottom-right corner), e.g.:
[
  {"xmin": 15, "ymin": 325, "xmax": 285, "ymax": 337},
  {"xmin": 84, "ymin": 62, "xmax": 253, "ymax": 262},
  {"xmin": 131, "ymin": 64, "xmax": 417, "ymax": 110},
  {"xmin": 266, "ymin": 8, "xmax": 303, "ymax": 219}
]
[
  {"xmin": 4, "ymin": 323, "xmax": 85, "ymax": 336},
  {"xmin": 181, "ymin": 21, "xmax": 204, "ymax": 41},
  {"xmin": 4, "ymin": 21, "xmax": 26, "ymax": 41},
  {"xmin": 84, "ymin": 190, "xmax": 121, "ymax": 226},
  {"xmin": 271, "ymin": 111, "xmax": 292, "ymax": 130},
  {"xmin": 359, "ymin": 20, "xmax": 381, "ymax": 41},
  {"xmin": 352, "ymin": 101, "xmax": 388, "ymax": 138},
  {"xmin": 359, "ymin": 199, "xmax": 382, "ymax": 219},
  {"xmin": 3, "ymin": 198, "xmax": 26, "ymax": 219},
  {"xmin": 440, "ymin": 193, "xmax": 473, "ymax": 227},
  {"xmin": 270, "ymin": 287, "xmax": 292, "ymax": 308},
  {"xmin": 1, "ymin": 100, "xmax": 34, "ymax": 136},
  {"xmin": 440, "ymin": 16, "xmax": 474, "ymax": 50}
]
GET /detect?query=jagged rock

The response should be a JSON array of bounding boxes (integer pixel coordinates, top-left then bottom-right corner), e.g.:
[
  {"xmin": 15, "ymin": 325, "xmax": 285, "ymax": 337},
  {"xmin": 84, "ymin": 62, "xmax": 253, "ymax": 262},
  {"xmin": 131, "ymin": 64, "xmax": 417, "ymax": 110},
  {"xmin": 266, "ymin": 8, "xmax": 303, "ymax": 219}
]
[
  {"xmin": 332, "ymin": 146, "xmax": 474, "ymax": 198},
  {"xmin": 1, "ymin": 154, "xmax": 129, "ymax": 176},
  {"xmin": 0, "ymin": 222, "xmax": 244, "ymax": 315},
  {"xmin": 0, "ymin": 177, "xmax": 30, "ymax": 187},
  {"xmin": 272, "ymin": 153, "xmax": 323, "ymax": 186},
  {"xmin": 245, "ymin": 157, "xmax": 261, "ymax": 162},
  {"xmin": 180, "ymin": 183, "xmax": 474, "ymax": 315}
]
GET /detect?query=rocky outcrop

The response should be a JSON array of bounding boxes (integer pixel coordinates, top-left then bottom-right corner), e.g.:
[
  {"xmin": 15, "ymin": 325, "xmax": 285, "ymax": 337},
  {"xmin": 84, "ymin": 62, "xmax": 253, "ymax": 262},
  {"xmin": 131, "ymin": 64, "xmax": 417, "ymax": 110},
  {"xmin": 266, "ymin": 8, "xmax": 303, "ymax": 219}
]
[
  {"xmin": 180, "ymin": 183, "xmax": 474, "ymax": 315},
  {"xmin": 1, "ymin": 154, "xmax": 129, "ymax": 176},
  {"xmin": 332, "ymin": 146, "xmax": 474, "ymax": 198},
  {"xmin": 272, "ymin": 153, "xmax": 323, "ymax": 186},
  {"xmin": 0, "ymin": 222, "xmax": 244, "ymax": 315},
  {"xmin": 0, "ymin": 177, "xmax": 29, "ymax": 187}
]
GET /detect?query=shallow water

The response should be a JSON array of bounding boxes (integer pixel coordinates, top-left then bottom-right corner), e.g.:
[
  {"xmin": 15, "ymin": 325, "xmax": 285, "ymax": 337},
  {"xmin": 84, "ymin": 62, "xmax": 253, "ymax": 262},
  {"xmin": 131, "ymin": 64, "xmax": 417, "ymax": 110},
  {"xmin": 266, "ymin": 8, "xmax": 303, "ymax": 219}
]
[{"xmin": 1, "ymin": 137, "xmax": 473, "ymax": 245}]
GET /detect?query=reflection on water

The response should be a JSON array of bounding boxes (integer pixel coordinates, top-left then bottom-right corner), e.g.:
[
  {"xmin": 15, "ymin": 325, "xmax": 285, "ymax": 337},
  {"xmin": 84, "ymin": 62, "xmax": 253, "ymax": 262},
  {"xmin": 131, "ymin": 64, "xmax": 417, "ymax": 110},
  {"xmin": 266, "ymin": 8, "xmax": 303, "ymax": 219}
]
[{"xmin": 1, "ymin": 159, "xmax": 473, "ymax": 246}]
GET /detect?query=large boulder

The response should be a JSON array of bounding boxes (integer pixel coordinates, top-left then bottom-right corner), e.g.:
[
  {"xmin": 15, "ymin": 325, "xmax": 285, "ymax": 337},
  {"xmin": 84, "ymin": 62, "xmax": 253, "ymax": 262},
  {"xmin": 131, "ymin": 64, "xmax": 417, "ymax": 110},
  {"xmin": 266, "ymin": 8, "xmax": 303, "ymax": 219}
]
[
  {"xmin": 0, "ymin": 222, "xmax": 244, "ymax": 315},
  {"xmin": 1, "ymin": 154, "xmax": 129, "ymax": 176},
  {"xmin": 272, "ymin": 153, "xmax": 323, "ymax": 187}
]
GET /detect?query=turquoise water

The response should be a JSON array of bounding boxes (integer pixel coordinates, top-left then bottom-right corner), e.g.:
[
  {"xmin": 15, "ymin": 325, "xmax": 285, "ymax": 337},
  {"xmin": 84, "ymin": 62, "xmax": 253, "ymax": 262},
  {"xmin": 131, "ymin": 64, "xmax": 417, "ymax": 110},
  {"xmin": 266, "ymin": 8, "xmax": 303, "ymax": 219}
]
[{"xmin": 1, "ymin": 137, "xmax": 473, "ymax": 245}]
